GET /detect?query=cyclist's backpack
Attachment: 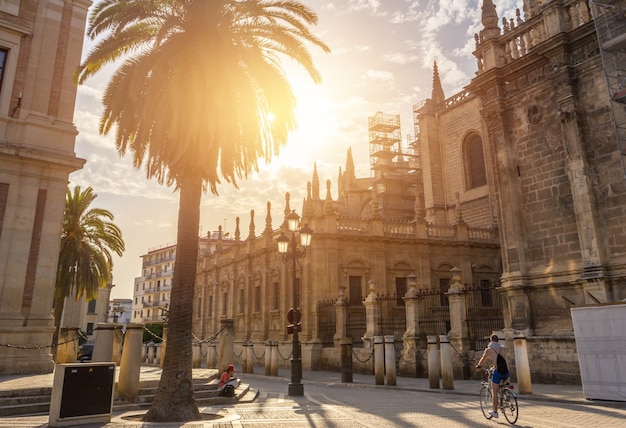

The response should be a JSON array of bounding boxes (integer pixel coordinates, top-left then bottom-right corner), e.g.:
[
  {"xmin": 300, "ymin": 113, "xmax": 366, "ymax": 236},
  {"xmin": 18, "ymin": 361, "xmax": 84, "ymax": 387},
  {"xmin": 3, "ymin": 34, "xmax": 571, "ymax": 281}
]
[{"xmin": 496, "ymin": 350, "xmax": 508, "ymax": 375}]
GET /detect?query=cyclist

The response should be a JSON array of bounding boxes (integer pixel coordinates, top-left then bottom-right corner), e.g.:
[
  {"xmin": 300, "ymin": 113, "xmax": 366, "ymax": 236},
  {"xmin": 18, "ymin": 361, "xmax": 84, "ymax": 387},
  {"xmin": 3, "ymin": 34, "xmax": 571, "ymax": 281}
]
[{"xmin": 476, "ymin": 334, "xmax": 510, "ymax": 419}]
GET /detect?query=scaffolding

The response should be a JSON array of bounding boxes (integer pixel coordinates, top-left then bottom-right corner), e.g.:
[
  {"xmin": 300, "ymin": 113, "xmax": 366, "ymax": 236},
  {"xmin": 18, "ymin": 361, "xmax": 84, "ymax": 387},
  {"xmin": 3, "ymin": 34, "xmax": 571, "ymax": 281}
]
[
  {"xmin": 368, "ymin": 111, "xmax": 420, "ymax": 219},
  {"xmin": 591, "ymin": 1, "xmax": 626, "ymax": 178}
]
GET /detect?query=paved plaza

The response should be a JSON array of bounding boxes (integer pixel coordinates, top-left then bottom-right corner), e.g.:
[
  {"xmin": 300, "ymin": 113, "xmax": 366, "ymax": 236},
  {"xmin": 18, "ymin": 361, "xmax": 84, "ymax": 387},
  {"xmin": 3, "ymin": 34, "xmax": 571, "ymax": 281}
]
[{"xmin": 1, "ymin": 367, "xmax": 625, "ymax": 427}]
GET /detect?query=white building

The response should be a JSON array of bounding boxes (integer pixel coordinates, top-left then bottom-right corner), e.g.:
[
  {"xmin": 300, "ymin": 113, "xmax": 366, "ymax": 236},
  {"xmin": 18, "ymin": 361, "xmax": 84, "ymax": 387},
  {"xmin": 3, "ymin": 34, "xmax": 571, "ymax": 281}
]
[
  {"xmin": 107, "ymin": 298, "xmax": 132, "ymax": 325},
  {"xmin": 131, "ymin": 232, "xmax": 231, "ymax": 324}
]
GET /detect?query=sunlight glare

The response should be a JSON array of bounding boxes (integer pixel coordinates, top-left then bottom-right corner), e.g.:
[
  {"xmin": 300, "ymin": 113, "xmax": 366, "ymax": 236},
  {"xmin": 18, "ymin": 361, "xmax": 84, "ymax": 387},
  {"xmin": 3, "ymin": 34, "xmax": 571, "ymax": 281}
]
[{"xmin": 268, "ymin": 71, "xmax": 338, "ymax": 171}]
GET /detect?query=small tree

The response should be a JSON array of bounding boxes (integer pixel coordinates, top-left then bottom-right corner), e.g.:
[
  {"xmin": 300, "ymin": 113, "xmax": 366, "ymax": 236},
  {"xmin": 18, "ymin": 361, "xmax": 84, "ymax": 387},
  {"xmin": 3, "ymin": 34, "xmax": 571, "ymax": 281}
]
[{"xmin": 52, "ymin": 186, "xmax": 125, "ymax": 355}]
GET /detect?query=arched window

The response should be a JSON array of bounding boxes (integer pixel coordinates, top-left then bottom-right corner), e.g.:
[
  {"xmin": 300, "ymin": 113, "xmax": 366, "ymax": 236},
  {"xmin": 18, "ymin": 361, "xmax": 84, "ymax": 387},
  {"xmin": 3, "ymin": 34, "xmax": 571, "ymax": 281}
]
[{"xmin": 465, "ymin": 134, "xmax": 487, "ymax": 189}]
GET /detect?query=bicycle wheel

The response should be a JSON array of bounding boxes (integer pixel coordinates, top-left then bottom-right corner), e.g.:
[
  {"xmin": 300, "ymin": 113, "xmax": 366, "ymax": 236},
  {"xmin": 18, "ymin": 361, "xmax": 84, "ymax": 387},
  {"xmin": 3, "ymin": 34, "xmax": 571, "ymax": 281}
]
[
  {"xmin": 500, "ymin": 388, "xmax": 519, "ymax": 424},
  {"xmin": 480, "ymin": 386, "xmax": 493, "ymax": 419}
]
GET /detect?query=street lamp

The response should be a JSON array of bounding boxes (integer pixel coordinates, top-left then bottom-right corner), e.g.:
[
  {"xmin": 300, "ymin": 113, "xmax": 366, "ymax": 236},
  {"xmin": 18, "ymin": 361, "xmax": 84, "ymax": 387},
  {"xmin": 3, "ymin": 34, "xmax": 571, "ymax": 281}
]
[{"xmin": 277, "ymin": 210, "xmax": 313, "ymax": 396}]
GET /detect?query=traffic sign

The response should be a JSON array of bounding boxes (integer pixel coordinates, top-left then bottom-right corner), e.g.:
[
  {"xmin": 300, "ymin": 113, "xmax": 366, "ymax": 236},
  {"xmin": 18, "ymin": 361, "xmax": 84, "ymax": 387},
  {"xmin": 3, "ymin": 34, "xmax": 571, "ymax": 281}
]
[{"xmin": 287, "ymin": 308, "xmax": 301, "ymax": 324}]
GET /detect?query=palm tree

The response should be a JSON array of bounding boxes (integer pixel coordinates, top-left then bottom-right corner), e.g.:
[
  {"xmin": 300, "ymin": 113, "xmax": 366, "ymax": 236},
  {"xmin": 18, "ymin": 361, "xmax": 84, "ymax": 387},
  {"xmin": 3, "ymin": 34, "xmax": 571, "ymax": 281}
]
[
  {"xmin": 53, "ymin": 186, "xmax": 125, "ymax": 356},
  {"xmin": 76, "ymin": 0, "xmax": 329, "ymax": 422}
]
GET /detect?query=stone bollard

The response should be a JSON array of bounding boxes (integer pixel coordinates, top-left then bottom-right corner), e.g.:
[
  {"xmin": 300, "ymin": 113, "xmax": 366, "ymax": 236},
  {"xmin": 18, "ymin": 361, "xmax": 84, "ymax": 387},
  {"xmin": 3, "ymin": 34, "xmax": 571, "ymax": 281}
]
[
  {"xmin": 141, "ymin": 344, "xmax": 147, "ymax": 363},
  {"xmin": 243, "ymin": 342, "xmax": 253, "ymax": 373},
  {"xmin": 92, "ymin": 323, "xmax": 114, "ymax": 362},
  {"xmin": 427, "ymin": 335, "xmax": 440, "ymax": 389},
  {"xmin": 207, "ymin": 342, "xmax": 217, "ymax": 369},
  {"xmin": 264, "ymin": 341, "xmax": 272, "ymax": 375},
  {"xmin": 270, "ymin": 341, "xmax": 279, "ymax": 376},
  {"xmin": 514, "ymin": 335, "xmax": 532, "ymax": 394},
  {"xmin": 218, "ymin": 319, "xmax": 234, "ymax": 371},
  {"xmin": 113, "ymin": 325, "xmax": 124, "ymax": 365},
  {"xmin": 159, "ymin": 324, "xmax": 168, "ymax": 368},
  {"xmin": 374, "ymin": 336, "xmax": 385, "ymax": 385},
  {"xmin": 439, "ymin": 335, "xmax": 454, "ymax": 390},
  {"xmin": 147, "ymin": 342, "xmax": 156, "ymax": 364},
  {"xmin": 340, "ymin": 338, "xmax": 353, "ymax": 383},
  {"xmin": 118, "ymin": 324, "xmax": 143, "ymax": 402},
  {"xmin": 56, "ymin": 328, "xmax": 79, "ymax": 364},
  {"xmin": 192, "ymin": 342, "xmax": 202, "ymax": 368},
  {"xmin": 155, "ymin": 343, "xmax": 162, "ymax": 366},
  {"xmin": 384, "ymin": 335, "xmax": 397, "ymax": 386}
]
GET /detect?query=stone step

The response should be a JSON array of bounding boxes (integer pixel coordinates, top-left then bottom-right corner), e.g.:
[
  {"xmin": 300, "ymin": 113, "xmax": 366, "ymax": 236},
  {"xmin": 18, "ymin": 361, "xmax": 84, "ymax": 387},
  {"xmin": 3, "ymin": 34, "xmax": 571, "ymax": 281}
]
[{"xmin": 0, "ymin": 378, "xmax": 254, "ymax": 417}]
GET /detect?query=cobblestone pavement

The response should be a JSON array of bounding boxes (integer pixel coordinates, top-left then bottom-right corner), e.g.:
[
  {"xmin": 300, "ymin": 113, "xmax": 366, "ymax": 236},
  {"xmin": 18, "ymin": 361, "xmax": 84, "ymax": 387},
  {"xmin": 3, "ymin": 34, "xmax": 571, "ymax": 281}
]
[
  {"xmin": 225, "ymin": 377, "xmax": 626, "ymax": 427},
  {"xmin": 2, "ymin": 370, "xmax": 625, "ymax": 427}
]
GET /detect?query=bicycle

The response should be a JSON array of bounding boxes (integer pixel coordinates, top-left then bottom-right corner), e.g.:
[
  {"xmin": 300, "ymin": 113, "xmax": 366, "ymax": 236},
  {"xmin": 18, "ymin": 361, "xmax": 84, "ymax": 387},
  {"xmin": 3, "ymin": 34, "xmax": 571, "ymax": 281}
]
[{"xmin": 479, "ymin": 367, "xmax": 519, "ymax": 424}]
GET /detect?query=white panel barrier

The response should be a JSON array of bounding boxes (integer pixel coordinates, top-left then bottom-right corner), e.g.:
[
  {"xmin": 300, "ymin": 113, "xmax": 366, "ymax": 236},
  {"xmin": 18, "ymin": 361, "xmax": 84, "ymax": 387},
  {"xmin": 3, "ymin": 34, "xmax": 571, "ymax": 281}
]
[{"xmin": 571, "ymin": 303, "xmax": 626, "ymax": 401}]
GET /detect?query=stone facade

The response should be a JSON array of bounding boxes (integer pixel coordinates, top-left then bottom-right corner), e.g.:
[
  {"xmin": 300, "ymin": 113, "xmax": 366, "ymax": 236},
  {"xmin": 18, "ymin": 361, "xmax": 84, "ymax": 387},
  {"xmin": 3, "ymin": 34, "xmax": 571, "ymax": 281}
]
[
  {"xmin": 194, "ymin": 0, "xmax": 626, "ymax": 385},
  {"xmin": 0, "ymin": 0, "xmax": 89, "ymax": 374}
]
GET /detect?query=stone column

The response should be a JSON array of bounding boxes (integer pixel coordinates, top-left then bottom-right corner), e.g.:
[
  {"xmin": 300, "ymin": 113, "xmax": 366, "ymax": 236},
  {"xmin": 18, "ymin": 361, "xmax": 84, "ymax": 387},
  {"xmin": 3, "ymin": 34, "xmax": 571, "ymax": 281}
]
[
  {"xmin": 446, "ymin": 267, "xmax": 467, "ymax": 340},
  {"xmin": 401, "ymin": 275, "xmax": 421, "ymax": 377},
  {"xmin": 384, "ymin": 335, "xmax": 396, "ymax": 386},
  {"xmin": 92, "ymin": 323, "xmax": 114, "ymax": 362},
  {"xmin": 362, "ymin": 280, "xmax": 380, "ymax": 348},
  {"xmin": 340, "ymin": 338, "xmax": 353, "ymax": 383},
  {"xmin": 118, "ymin": 324, "xmax": 143, "ymax": 402},
  {"xmin": 218, "ymin": 319, "xmax": 234, "ymax": 371},
  {"xmin": 374, "ymin": 336, "xmax": 385, "ymax": 385},
  {"xmin": 514, "ymin": 334, "xmax": 532, "ymax": 394},
  {"xmin": 270, "ymin": 341, "xmax": 279, "ymax": 376},
  {"xmin": 427, "ymin": 335, "xmax": 440, "ymax": 389},
  {"xmin": 264, "ymin": 341, "xmax": 272, "ymax": 375},
  {"xmin": 112, "ymin": 325, "xmax": 124, "ymax": 365},
  {"xmin": 334, "ymin": 287, "xmax": 348, "ymax": 346},
  {"xmin": 440, "ymin": 335, "xmax": 454, "ymax": 390}
]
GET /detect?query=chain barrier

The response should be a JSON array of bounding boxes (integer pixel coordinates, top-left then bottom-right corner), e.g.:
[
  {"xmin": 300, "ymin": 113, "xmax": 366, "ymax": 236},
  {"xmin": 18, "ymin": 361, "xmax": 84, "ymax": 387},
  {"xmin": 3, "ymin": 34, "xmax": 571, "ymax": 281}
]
[
  {"xmin": 196, "ymin": 342, "xmax": 208, "ymax": 358},
  {"xmin": 192, "ymin": 323, "xmax": 229, "ymax": 344},
  {"xmin": 250, "ymin": 344, "xmax": 265, "ymax": 360},
  {"xmin": 352, "ymin": 348, "xmax": 374, "ymax": 364},
  {"xmin": 275, "ymin": 344, "xmax": 292, "ymax": 361},
  {"xmin": 398, "ymin": 348, "xmax": 427, "ymax": 365},
  {"xmin": 0, "ymin": 329, "xmax": 82, "ymax": 350},
  {"xmin": 449, "ymin": 341, "xmax": 472, "ymax": 364},
  {"xmin": 233, "ymin": 347, "xmax": 243, "ymax": 358},
  {"xmin": 142, "ymin": 325, "xmax": 165, "ymax": 342}
]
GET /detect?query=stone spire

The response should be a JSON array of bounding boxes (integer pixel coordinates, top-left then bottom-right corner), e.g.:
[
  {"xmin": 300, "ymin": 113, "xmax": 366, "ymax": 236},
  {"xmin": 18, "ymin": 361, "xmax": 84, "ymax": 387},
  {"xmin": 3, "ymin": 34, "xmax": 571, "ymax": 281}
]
[
  {"xmin": 284, "ymin": 191, "xmax": 291, "ymax": 229},
  {"xmin": 234, "ymin": 217, "xmax": 241, "ymax": 241},
  {"xmin": 264, "ymin": 201, "xmax": 272, "ymax": 234},
  {"xmin": 345, "ymin": 147, "xmax": 355, "ymax": 180},
  {"xmin": 312, "ymin": 162, "xmax": 320, "ymax": 200},
  {"xmin": 247, "ymin": 209, "xmax": 255, "ymax": 240},
  {"xmin": 481, "ymin": 0, "xmax": 500, "ymax": 40},
  {"xmin": 431, "ymin": 61, "xmax": 445, "ymax": 104},
  {"xmin": 324, "ymin": 179, "xmax": 334, "ymax": 215}
]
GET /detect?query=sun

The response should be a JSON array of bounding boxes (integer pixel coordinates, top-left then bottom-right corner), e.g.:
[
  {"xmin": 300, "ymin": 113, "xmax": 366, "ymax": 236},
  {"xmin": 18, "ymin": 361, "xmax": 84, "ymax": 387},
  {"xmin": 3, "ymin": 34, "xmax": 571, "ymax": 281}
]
[{"xmin": 270, "ymin": 71, "xmax": 337, "ymax": 170}]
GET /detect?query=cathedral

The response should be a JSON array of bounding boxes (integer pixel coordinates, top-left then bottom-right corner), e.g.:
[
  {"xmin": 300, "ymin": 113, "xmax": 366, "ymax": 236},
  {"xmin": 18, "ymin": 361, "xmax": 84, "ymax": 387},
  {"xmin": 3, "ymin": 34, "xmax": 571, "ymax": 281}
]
[{"xmin": 194, "ymin": 0, "xmax": 626, "ymax": 384}]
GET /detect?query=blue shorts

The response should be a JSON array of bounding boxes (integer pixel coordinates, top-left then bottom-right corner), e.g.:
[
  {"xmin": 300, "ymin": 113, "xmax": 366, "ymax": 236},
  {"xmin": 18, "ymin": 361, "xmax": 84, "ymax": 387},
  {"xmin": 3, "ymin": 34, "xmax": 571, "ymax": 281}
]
[{"xmin": 492, "ymin": 371, "xmax": 510, "ymax": 385}]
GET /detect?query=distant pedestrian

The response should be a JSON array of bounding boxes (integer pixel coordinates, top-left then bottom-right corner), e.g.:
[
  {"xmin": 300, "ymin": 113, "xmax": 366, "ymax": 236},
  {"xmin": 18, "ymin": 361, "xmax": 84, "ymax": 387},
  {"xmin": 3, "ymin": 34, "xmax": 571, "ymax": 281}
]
[{"xmin": 219, "ymin": 364, "xmax": 239, "ymax": 397}]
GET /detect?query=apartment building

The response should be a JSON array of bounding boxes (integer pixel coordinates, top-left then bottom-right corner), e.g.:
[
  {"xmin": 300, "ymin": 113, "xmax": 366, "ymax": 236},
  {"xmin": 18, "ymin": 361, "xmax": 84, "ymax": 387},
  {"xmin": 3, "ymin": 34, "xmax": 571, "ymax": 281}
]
[{"xmin": 132, "ymin": 233, "xmax": 227, "ymax": 324}]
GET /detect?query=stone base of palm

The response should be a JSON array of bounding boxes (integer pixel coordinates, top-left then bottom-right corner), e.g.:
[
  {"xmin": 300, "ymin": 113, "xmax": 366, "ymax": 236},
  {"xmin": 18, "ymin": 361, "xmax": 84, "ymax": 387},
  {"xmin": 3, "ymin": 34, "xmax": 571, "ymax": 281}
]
[{"xmin": 55, "ymin": 328, "xmax": 79, "ymax": 364}]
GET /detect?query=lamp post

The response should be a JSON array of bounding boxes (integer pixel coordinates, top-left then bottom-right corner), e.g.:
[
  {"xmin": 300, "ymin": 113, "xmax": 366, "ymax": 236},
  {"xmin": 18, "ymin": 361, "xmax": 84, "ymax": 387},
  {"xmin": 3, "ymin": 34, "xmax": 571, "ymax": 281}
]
[{"xmin": 277, "ymin": 210, "xmax": 313, "ymax": 397}]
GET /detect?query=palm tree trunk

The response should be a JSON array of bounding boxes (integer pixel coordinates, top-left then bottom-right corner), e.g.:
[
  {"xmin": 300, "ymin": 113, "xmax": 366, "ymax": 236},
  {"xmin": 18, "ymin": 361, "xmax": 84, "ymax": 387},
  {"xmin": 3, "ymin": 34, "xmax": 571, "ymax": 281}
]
[
  {"xmin": 144, "ymin": 176, "xmax": 202, "ymax": 422},
  {"xmin": 51, "ymin": 294, "xmax": 65, "ymax": 361}
]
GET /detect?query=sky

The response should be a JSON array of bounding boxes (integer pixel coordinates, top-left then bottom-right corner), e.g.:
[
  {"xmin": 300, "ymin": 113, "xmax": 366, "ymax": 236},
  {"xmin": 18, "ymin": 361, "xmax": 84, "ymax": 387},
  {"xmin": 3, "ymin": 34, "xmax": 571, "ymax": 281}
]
[{"xmin": 69, "ymin": 0, "xmax": 523, "ymax": 299}]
